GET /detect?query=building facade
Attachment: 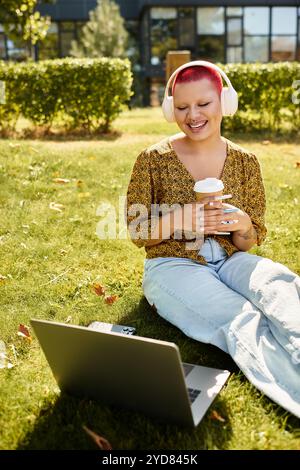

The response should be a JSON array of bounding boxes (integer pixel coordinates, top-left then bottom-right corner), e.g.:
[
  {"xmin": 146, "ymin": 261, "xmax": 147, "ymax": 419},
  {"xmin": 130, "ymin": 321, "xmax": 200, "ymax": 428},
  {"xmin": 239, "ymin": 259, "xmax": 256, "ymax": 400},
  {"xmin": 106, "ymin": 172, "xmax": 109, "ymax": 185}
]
[{"xmin": 0, "ymin": 1, "xmax": 299, "ymax": 104}]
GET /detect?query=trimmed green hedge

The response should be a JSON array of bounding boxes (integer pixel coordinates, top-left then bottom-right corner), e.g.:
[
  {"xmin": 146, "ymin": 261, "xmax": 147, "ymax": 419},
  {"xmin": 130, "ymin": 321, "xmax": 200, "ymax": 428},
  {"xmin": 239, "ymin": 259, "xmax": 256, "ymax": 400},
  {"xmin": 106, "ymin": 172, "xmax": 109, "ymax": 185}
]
[
  {"xmin": 0, "ymin": 57, "xmax": 133, "ymax": 132},
  {"xmin": 221, "ymin": 62, "xmax": 300, "ymax": 133},
  {"xmin": 0, "ymin": 61, "xmax": 299, "ymax": 134}
]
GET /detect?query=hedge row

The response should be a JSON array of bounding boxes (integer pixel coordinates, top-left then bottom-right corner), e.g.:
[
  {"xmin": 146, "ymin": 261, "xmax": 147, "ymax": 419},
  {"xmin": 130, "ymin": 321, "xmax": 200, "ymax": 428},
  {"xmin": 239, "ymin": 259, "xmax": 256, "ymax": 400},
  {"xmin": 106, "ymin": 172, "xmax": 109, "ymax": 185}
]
[
  {"xmin": 220, "ymin": 62, "xmax": 300, "ymax": 133},
  {"xmin": 0, "ymin": 60, "xmax": 299, "ymax": 134},
  {"xmin": 0, "ymin": 58, "xmax": 133, "ymax": 132}
]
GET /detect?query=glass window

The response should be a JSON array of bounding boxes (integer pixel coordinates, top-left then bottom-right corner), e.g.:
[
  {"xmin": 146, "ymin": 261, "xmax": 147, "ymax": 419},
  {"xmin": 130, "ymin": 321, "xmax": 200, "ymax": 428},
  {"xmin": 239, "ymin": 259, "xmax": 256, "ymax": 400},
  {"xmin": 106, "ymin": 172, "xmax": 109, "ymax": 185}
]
[
  {"xmin": 227, "ymin": 47, "xmax": 242, "ymax": 63},
  {"xmin": 151, "ymin": 8, "xmax": 176, "ymax": 20},
  {"xmin": 75, "ymin": 21, "xmax": 86, "ymax": 41},
  {"xmin": 272, "ymin": 8, "xmax": 297, "ymax": 35},
  {"xmin": 179, "ymin": 18, "xmax": 195, "ymax": 47},
  {"xmin": 0, "ymin": 24, "xmax": 4, "ymax": 33},
  {"xmin": 48, "ymin": 23, "xmax": 58, "ymax": 34},
  {"xmin": 61, "ymin": 31, "xmax": 75, "ymax": 57},
  {"xmin": 227, "ymin": 18, "xmax": 242, "ymax": 46},
  {"xmin": 39, "ymin": 22, "xmax": 59, "ymax": 60},
  {"xmin": 227, "ymin": 7, "xmax": 242, "ymax": 17},
  {"xmin": 7, "ymin": 38, "xmax": 28, "ymax": 61},
  {"xmin": 141, "ymin": 12, "xmax": 149, "ymax": 66},
  {"xmin": 60, "ymin": 21, "xmax": 75, "ymax": 31},
  {"xmin": 178, "ymin": 8, "xmax": 194, "ymax": 19},
  {"xmin": 244, "ymin": 36, "xmax": 269, "ymax": 62},
  {"xmin": 244, "ymin": 7, "xmax": 269, "ymax": 35},
  {"xmin": 271, "ymin": 36, "xmax": 296, "ymax": 61},
  {"xmin": 197, "ymin": 7, "xmax": 224, "ymax": 35},
  {"xmin": 0, "ymin": 35, "xmax": 6, "ymax": 59},
  {"xmin": 178, "ymin": 7, "xmax": 195, "ymax": 47},
  {"xmin": 198, "ymin": 35, "xmax": 224, "ymax": 63},
  {"xmin": 151, "ymin": 17, "xmax": 177, "ymax": 65}
]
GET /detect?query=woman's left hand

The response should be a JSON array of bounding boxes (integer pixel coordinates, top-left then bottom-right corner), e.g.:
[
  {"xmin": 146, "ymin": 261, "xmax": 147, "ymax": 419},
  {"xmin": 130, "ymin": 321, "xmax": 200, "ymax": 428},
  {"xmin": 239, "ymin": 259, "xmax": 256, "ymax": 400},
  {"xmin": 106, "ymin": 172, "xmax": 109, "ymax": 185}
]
[{"xmin": 213, "ymin": 202, "xmax": 252, "ymax": 235}]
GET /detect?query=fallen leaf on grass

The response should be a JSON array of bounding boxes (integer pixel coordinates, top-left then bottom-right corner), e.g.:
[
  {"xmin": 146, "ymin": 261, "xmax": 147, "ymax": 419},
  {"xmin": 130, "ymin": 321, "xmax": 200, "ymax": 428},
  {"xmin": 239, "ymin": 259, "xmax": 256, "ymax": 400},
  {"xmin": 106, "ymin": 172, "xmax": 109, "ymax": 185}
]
[
  {"xmin": 49, "ymin": 202, "xmax": 64, "ymax": 212},
  {"xmin": 17, "ymin": 324, "xmax": 32, "ymax": 342},
  {"xmin": 295, "ymin": 161, "xmax": 300, "ymax": 168},
  {"xmin": 104, "ymin": 295, "xmax": 118, "ymax": 305},
  {"xmin": 0, "ymin": 274, "xmax": 7, "ymax": 283},
  {"xmin": 65, "ymin": 316, "xmax": 72, "ymax": 323},
  {"xmin": 209, "ymin": 410, "xmax": 226, "ymax": 423},
  {"xmin": 53, "ymin": 178, "xmax": 71, "ymax": 184},
  {"xmin": 83, "ymin": 425, "xmax": 112, "ymax": 450},
  {"xmin": 92, "ymin": 283, "xmax": 106, "ymax": 296},
  {"xmin": 76, "ymin": 180, "xmax": 83, "ymax": 187},
  {"xmin": 262, "ymin": 140, "xmax": 271, "ymax": 145}
]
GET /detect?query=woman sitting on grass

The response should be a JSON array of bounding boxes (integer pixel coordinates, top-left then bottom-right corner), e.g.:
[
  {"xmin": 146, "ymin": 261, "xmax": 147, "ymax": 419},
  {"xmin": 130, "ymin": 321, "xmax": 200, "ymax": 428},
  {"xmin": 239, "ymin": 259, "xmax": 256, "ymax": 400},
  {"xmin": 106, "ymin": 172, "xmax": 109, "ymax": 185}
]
[{"xmin": 126, "ymin": 60, "xmax": 300, "ymax": 418}]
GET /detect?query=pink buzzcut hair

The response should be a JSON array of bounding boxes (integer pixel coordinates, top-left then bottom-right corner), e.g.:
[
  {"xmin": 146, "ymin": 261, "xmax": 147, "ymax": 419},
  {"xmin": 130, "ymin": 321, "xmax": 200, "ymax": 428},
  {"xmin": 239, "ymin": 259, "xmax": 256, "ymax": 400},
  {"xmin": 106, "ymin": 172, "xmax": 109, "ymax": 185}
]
[{"xmin": 172, "ymin": 65, "xmax": 223, "ymax": 96}]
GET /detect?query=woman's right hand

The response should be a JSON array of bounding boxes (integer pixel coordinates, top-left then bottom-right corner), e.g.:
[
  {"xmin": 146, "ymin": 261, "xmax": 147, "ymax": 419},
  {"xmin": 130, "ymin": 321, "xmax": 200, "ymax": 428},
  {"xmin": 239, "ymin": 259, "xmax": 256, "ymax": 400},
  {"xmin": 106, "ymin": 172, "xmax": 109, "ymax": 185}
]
[{"xmin": 172, "ymin": 197, "xmax": 224, "ymax": 236}]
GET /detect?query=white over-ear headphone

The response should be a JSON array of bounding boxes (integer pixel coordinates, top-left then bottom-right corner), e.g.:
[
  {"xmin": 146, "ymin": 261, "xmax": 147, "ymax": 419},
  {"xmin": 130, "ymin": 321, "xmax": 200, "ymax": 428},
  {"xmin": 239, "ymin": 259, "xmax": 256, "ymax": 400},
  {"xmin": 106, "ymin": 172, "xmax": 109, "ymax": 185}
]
[{"xmin": 162, "ymin": 60, "xmax": 238, "ymax": 122}]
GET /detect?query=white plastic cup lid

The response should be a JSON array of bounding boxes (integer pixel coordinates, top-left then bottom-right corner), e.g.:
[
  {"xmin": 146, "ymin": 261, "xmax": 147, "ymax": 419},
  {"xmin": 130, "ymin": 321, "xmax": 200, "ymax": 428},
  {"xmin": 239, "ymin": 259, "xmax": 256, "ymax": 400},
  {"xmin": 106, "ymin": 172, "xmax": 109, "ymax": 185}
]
[{"xmin": 194, "ymin": 178, "xmax": 224, "ymax": 193}]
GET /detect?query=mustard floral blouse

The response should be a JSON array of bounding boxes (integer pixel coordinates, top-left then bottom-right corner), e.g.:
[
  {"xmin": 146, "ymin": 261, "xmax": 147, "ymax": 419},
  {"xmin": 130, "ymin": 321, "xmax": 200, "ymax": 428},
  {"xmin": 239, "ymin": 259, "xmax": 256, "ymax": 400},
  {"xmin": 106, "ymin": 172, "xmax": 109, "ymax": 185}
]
[{"xmin": 126, "ymin": 136, "xmax": 267, "ymax": 266}]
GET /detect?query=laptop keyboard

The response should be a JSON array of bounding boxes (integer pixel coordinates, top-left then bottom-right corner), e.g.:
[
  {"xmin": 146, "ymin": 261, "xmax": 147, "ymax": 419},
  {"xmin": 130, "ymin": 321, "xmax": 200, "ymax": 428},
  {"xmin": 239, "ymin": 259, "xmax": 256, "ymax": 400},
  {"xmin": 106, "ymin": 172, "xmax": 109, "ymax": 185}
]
[
  {"xmin": 188, "ymin": 388, "xmax": 201, "ymax": 403},
  {"xmin": 182, "ymin": 364, "xmax": 201, "ymax": 403},
  {"xmin": 182, "ymin": 363, "xmax": 194, "ymax": 376}
]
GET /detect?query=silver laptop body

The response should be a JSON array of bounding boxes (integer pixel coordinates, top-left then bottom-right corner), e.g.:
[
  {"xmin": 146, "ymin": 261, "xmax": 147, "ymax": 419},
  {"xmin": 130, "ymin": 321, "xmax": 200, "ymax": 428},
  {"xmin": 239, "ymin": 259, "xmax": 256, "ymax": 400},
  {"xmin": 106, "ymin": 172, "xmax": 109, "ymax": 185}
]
[{"xmin": 31, "ymin": 319, "xmax": 230, "ymax": 427}]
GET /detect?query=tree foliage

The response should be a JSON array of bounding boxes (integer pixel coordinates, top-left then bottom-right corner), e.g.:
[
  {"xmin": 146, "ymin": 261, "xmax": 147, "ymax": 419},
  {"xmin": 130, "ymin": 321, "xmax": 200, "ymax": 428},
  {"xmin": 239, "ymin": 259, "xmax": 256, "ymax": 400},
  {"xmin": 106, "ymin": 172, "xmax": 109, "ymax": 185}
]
[
  {"xmin": 70, "ymin": 0, "xmax": 128, "ymax": 58},
  {"xmin": 0, "ymin": 1, "xmax": 50, "ymax": 45}
]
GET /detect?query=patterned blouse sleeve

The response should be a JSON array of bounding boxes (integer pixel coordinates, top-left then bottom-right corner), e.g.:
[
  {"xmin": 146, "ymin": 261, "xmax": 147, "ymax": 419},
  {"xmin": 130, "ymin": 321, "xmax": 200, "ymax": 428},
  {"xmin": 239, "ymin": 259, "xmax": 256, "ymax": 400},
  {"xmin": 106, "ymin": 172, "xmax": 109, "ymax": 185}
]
[
  {"xmin": 244, "ymin": 153, "xmax": 267, "ymax": 246},
  {"xmin": 125, "ymin": 149, "xmax": 159, "ymax": 248}
]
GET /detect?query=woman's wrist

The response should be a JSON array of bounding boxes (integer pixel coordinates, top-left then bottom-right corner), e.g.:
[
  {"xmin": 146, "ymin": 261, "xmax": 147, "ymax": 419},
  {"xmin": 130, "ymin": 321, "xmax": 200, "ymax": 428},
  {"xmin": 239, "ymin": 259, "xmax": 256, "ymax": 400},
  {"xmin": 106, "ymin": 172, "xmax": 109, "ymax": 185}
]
[
  {"xmin": 231, "ymin": 214, "xmax": 257, "ymax": 251},
  {"xmin": 235, "ymin": 214, "xmax": 256, "ymax": 240}
]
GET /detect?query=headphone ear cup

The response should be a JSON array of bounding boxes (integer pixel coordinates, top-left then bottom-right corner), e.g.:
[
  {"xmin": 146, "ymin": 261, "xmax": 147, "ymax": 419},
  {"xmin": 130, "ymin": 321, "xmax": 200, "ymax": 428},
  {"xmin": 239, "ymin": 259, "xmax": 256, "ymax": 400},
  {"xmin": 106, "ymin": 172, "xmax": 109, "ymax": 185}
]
[
  {"xmin": 162, "ymin": 96, "xmax": 176, "ymax": 122},
  {"xmin": 221, "ymin": 87, "xmax": 238, "ymax": 116}
]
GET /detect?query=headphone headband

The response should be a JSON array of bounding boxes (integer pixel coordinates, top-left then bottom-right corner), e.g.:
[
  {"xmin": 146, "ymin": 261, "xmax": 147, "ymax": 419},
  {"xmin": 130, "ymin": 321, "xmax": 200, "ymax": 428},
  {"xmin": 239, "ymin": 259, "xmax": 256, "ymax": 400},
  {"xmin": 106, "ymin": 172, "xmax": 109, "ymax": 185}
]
[{"xmin": 165, "ymin": 60, "xmax": 234, "ymax": 99}]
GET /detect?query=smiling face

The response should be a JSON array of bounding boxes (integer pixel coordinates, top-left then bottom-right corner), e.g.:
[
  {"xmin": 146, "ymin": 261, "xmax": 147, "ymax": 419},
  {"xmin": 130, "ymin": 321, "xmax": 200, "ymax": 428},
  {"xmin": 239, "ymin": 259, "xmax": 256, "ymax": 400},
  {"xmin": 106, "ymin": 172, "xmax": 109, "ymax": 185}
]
[{"xmin": 173, "ymin": 78, "xmax": 223, "ymax": 142}]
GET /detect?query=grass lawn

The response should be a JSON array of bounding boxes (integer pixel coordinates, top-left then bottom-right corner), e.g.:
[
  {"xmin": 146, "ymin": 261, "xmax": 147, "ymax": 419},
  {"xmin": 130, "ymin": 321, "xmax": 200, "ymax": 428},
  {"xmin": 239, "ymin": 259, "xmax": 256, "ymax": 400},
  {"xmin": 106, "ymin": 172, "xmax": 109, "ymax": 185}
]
[{"xmin": 0, "ymin": 107, "xmax": 299, "ymax": 450}]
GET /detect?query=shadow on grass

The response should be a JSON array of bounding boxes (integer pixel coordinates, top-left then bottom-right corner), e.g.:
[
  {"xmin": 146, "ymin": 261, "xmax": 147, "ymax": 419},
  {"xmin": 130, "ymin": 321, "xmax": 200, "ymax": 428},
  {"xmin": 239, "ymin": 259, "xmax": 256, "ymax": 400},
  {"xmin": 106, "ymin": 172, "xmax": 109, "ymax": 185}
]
[
  {"xmin": 17, "ymin": 297, "xmax": 236, "ymax": 450},
  {"xmin": 17, "ymin": 391, "xmax": 232, "ymax": 450},
  {"xmin": 0, "ymin": 127, "xmax": 122, "ymax": 142},
  {"xmin": 224, "ymin": 129, "xmax": 300, "ymax": 145}
]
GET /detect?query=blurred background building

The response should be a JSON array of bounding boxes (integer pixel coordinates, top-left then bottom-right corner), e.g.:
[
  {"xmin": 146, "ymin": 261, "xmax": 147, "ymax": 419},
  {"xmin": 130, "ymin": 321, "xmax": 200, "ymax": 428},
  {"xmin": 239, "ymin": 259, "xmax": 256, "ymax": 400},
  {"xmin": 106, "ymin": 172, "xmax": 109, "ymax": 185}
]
[{"xmin": 1, "ymin": 1, "xmax": 299, "ymax": 104}]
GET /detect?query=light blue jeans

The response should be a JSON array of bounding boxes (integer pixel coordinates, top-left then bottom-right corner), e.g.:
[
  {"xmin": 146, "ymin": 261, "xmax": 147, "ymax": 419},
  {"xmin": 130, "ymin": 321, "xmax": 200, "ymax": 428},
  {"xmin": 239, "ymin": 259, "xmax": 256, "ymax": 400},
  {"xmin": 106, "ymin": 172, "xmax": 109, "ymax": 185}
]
[{"xmin": 142, "ymin": 238, "xmax": 300, "ymax": 418}]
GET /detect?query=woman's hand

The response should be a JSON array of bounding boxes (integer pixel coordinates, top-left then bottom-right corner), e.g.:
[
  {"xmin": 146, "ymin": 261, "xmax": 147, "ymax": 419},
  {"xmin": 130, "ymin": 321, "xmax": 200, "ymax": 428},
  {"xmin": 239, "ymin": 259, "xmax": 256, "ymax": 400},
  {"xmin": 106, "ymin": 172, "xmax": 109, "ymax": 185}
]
[
  {"xmin": 171, "ymin": 197, "xmax": 235, "ymax": 235},
  {"xmin": 204, "ymin": 202, "xmax": 253, "ymax": 235},
  {"xmin": 171, "ymin": 199, "xmax": 257, "ymax": 251}
]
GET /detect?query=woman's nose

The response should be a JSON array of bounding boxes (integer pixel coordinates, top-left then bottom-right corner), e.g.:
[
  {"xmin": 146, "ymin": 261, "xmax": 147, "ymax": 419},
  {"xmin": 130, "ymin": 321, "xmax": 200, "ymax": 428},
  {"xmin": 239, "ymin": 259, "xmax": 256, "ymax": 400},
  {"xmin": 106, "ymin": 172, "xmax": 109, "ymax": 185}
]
[{"xmin": 187, "ymin": 106, "xmax": 201, "ymax": 120}]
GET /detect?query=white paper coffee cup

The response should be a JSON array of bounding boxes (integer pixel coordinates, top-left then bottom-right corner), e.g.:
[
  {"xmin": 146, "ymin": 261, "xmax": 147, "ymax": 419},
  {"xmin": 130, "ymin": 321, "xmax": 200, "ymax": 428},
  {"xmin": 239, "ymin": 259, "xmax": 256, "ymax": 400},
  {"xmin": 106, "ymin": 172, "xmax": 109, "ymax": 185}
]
[{"xmin": 194, "ymin": 178, "xmax": 224, "ymax": 205}]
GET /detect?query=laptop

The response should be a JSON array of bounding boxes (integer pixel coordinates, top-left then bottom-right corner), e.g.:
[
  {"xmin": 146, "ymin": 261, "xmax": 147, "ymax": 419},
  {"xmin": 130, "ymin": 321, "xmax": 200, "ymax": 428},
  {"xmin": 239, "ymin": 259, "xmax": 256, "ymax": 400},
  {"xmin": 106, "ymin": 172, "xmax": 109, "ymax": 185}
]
[{"xmin": 31, "ymin": 319, "xmax": 230, "ymax": 427}]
